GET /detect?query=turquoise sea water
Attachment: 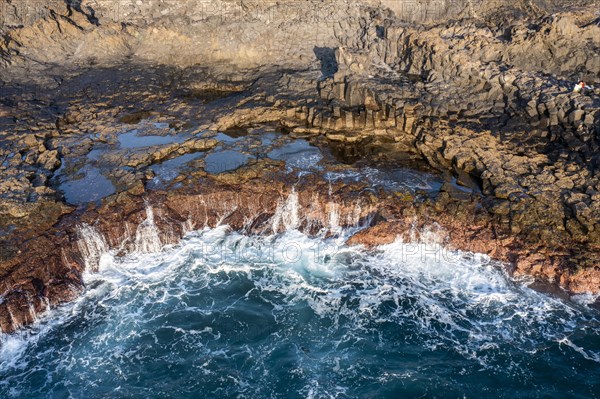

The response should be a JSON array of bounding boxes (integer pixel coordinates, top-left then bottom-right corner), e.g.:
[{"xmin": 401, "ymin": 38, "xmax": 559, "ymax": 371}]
[{"xmin": 1, "ymin": 225, "xmax": 599, "ymax": 399}]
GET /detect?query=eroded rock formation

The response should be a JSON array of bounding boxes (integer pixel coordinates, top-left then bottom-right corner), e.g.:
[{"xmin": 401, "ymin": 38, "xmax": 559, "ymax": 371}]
[{"xmin": 1, "ymin": 0, "xmax": 599, "ymax": 332}]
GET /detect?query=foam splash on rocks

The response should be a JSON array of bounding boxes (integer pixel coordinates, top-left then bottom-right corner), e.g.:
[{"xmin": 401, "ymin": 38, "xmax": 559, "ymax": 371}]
[
  {"xmin": 134, "ymin": 205, "xmax": 163, "ymax": 253},
  {"xmin": 2, "ymin": 195, "xmax": 598, "ymax": 398},
  {"xmin": 1, "ymin": 224, "xmax": 600, "ymax": 397},
  {"xmin": 271, "ymin": 188, "xmax": 300, "ymax": 233},
  {"xmin": 76, "ymin": 205, "xmax": 166, "ymax": 276},
  {"xmin": 76, "ymin": 223, "xmax": 110, "ymax": 272}
]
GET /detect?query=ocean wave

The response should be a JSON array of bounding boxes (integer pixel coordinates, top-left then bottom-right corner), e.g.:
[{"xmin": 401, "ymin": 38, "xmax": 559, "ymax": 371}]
[{"xmin": 1, "ymin": 226, "xmax": 599, "ymax": 398}]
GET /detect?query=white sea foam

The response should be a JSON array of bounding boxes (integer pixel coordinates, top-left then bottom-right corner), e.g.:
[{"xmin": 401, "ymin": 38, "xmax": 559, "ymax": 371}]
[
  {"xmin": 77, "ymin": 223, "xmax": 110, "ymax": 272},
  {"xmin": 271, "ymin": 188, "xmax": 300, "ymax": 233},
  {"xmin": 134, "ymin": 205, "xmax": 163, "ymax": 253},
  {"xmin": 1, "ymin": 222, "xmax": 599, "ymax": 398},
  {"xmin": 558, "ymin": 337, "xmax": 600, "ymax": 363},
  {"xmin": 571, "ymin": 292, "xmax": 600, "ymax": 306}
]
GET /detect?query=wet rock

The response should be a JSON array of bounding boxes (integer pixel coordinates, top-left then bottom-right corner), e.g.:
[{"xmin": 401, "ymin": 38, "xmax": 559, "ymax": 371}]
[
  {"xmin": 440, "ymin": 182, "xmax": 472, "ymax": 201},
  {"xmin": 119, "ymin": 111, "xmax": 155, "ymax": 124},
  {"xmin": 185, "ymin": 138, "xmax": 218, "ymax": 151},
  {"xmin": 346, "ymin": 221, "xmax": 400, "ymax": 247}
]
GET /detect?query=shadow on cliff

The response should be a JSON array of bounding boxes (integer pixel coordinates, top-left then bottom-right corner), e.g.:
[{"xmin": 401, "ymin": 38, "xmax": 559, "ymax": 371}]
[
  {"xmin": 314, "ymin": 47, "xmax": 338, "ymax": 79},
  {"xmin": 65, "ymin": 0, "xmax": 99, "ymax": 25}
]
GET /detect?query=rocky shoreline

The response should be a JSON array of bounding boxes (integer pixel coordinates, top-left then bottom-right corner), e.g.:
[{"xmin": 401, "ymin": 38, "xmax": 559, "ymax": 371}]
[{"xmin": 1, "ymin": 0, "xmax": 599, "ymax": 333}]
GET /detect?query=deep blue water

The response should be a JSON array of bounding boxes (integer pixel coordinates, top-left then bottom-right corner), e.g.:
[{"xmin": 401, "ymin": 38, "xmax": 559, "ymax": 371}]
[{"xmin": 1, "ymin": 226, "xmax": 599, "ymax": 399}]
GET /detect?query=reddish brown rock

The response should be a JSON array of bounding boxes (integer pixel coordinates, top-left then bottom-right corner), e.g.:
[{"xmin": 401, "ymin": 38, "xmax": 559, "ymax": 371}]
[{"xmin": 2, "ymin": 170, "xmax": 600, "ymax": 333}]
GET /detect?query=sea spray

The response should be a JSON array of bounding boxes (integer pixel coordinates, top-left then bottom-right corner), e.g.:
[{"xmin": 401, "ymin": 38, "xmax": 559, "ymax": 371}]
[
  {"xmin": 76, "ymin": 223, "xmax": 110, "ymax": 272},
  {"xmin": 134, "ymin": 205, "xmax": 163, "ymax": 253},
  {"xmin": 271, "ymin": 188, "xmax": 300, "ymax": 233},
  {"xmin": 181, "ymin": 219, "xmax": 195, "ymax": 236}
]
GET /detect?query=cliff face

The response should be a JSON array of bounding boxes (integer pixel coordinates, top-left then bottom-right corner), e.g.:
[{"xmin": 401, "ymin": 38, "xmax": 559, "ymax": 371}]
[
  {"xmin": 1, "ymin": 0, "xmax": 367, "ymax": 73},
  {"xmin": 1, "ymin": 0, "xmax": 600, "ymax": 333},
  {"xmin": 3, "ymin": 1, "xmax": 596, "ymax": 75}
]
